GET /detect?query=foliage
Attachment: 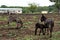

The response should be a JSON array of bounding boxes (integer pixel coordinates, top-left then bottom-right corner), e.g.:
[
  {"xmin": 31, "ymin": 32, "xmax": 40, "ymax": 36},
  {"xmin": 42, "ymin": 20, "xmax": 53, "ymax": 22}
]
[
  {"xmin": 1, "ymin": 5, "xmax": 7, "ymax": 8},
  {"xmin": 28, "ymin": 3, "xmax": 38, "ymax": 13},
  {"xmin": 0, "ymin": 3, "xmax": 58, "ymax": 14},
  {"xmin": 48, "ymin": 5, "xmax": 56, "ymax": 13},
  {"xmin": 22, "ymin": 7, "xmax": 30, "ymax": 13},
  {"xmin": 50, "ymin": 0, "xmax": 60, "ymax": 13}
]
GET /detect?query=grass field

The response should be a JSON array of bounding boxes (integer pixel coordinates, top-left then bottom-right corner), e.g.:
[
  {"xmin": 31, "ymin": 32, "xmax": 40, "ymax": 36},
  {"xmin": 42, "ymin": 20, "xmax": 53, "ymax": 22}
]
[
  {"xmin": 0, "ymin": 14, "xmax": 60, "ymax": 40},
  {"xmin": 0, "ymin": 27, "xmax": 60, "ymax": 40}
]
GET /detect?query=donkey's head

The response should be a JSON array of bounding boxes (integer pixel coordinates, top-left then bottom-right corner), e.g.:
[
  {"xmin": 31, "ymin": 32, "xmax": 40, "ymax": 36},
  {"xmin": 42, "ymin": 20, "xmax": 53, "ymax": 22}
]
[{"xmin": 41, "ymin": 14, "xmax": 47, "ymax": 22}]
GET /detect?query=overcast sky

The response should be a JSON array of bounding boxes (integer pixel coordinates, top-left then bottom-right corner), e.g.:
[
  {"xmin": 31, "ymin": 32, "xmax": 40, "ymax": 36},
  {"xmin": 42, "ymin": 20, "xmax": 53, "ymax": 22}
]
[{"xmin": 0, "ymin": 0, "xmax": 55, "ymax": 7}]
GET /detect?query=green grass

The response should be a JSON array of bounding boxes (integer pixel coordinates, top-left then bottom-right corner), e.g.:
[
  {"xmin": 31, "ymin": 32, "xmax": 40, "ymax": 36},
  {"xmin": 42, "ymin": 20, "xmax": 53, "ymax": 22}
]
[
  {"xmin": 24, "ymin": 22, "xmax": 33, "ymax": 25},
  {"xmin": 33, "ymin": 16, "xmax": 38, "ymax": 19},
  {"xmin": 51, "ymin": 31, "xmax": 60, "ymax": 40},
  {"xmin": 0, "ymin": 22, "xmax": 16, "ymax": 28},
  {"xmin": 0, "ymin": 16, "xmax": 8, "ymax": 21},
  {"xmin": 55, "ymin": 21, "xmax": 60, "ymax": 25},
  {"xmin": 10, "ymin": 22, "xmax": 16, "ymax": 26},
  {"xmin": 17, "ymin": 31, "xmax": 60, "ymax": 40},
  {"xmin": 0, "ymin": 15, "xmax": 60, "ymax": 40}
]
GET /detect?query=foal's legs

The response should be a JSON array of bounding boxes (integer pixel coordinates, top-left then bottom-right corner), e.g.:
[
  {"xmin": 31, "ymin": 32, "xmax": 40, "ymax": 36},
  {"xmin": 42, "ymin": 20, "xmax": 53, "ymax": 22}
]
[
  {"xmin": 42, "ymin": 28, "xmax": 45, "ymax": 35},
  {"xmin": 44, "ymin": 28, "xmax": 47, "ymax": 35},
  {"xmin": 39, "ymin": 29, "xmax": 41, "ymax": 35},
  {"xmin": 35, "ymin": 28, "xmax": 38, "ymax": 35}
]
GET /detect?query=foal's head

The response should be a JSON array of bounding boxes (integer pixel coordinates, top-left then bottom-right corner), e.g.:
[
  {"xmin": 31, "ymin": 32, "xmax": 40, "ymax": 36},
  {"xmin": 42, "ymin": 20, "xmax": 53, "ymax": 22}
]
[{"xmin": 41, "ymin": 14, "xmax": 47, "ymax": 22}]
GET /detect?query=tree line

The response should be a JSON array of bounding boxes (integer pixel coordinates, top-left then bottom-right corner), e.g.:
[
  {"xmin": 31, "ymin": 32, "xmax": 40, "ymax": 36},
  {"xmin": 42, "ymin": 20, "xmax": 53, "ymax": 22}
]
[
  {"xmin": 0, "ymin": 0, "xmax": 60, "ymax": 14},
  {"xmin": 0, "ymin": 5, "xmax": 55, "ymax": 14}
]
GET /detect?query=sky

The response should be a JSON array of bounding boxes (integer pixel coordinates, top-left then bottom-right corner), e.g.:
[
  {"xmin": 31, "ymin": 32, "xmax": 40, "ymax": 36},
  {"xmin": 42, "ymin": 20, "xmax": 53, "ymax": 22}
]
[{"xmin": 0, "ymin": 0, "xmax": 55, "ymax": 7}]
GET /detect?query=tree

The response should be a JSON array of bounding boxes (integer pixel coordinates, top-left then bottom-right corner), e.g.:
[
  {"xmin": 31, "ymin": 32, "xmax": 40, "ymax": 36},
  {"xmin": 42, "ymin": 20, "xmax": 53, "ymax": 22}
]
[
  {"xmin": 22, "ymin": 7, "xmax": 30, "ymax": 13},
  {"xmin": 1, "ymin": 5, "xmax": 7, "ymax": 8},
  {"xmin": 48, "ymin": 5, "xmax": 55, "ymax": 13},
  {"xmin": 28, "ymin": 3, "xmax": 38, "ymax": 13},
  {"xmin": 50, "ymin": 0, "xmax": 60, "ymax": 13}
]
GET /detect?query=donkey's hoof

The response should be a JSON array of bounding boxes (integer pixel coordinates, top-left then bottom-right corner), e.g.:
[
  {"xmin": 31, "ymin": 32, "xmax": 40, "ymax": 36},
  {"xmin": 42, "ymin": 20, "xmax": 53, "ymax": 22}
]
[{"xmin": 43, "ymin": 33, "xmax": 45, "ymax": 35}]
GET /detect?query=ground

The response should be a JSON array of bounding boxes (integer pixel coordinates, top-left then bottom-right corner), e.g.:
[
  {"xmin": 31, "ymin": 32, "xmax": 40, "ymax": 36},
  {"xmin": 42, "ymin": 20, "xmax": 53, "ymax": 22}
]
[
  {"xmin": 0, "ymin": 14, "xmax": 60, "ymax": 40},
  {"xmin": 0, "ymin": 23, "xmax": 60, "ymax": 40}
]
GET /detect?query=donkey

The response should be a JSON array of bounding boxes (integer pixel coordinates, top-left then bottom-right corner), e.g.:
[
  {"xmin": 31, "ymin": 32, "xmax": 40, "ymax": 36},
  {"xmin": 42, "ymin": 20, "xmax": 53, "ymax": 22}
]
[
  {"xmin": 41, "ymin": 14, "xmax": 54, "ymax": 38},
  {"xmin": 8, "ymin": 15, "xmax": 23, "ymax": 29},
  {"xmin": 16, "ymin": 19, "xmax": 23, "ymax": 29},
  {"xmin": 35, "ymin": 22, "xmax": 46, "ymax": 35},
  {"xmin": 35, "ymin": 14, "xmax": 54, "ymax": 38}
]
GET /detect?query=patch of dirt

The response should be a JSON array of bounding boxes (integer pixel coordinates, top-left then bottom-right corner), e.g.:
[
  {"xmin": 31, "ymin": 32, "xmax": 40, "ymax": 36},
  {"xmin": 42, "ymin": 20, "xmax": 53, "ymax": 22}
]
[{"xmin": 0, "ymin": 24, "xmax": 60, "ymax": 40}]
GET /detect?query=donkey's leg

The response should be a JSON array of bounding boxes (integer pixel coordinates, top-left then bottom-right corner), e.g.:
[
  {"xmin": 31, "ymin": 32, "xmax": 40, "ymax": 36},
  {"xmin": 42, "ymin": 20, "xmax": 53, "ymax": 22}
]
[
  {"xmin": 49, "ymin": 22, "xmax": 54, "ymax": 38},
  {"xmin": 8, "ymin": 21, "xmax": 9, "ymax": 27},
  {"xmin": 20, "ymin": 23, "xmax": 23, "ymax": 28},
  {"xmin": 42, "ymin": 28, "xmax": 45, "ymax": 35},
  {"xmin": 50, "ymin": 27, "xmax": 53, "ymax": 38},
  {"xmin": 35, "ymin": 28, "xmax": 38, "ymax": 35},
  {"xmin": 16, "ymin": 23, "xmax": 19, "ymax": 29},
  {"xmin": 42, "ymin": 28, "xmax": 46, "ymax": 35},
  {"xmin": 39, "ymin": 29, "xmax": 41, "ymax": 35},
  {"xmin": 44, "ymin": 28, "xmax": 46, "ymax": 35},
  {"xmin": 47, "ymin": 28, "xmax": 49, "ymax": 35}
]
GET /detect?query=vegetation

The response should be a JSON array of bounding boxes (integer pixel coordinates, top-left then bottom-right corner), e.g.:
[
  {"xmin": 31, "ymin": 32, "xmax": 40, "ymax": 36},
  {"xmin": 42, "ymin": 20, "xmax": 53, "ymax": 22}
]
[
  {"xmin": 0, "ymin": 1, "xmax": 60, "ymax": 14},
  {"xmin": 28, "ymin": 3, "xmax": 38, "ymax": 13},
  {"xmin": 50, "ymin": 0, "xmax": 60, "ymax": 14},
  {"xmin": 16, "ymin": 31, "xmax": 60, "ymax": 40},
  {"xmin": 0, "ymin": 3, "xmax": 56, "ymax": 14},
  {"xmin": 0, "ymin": 14, "xmax": 59, "ymax": 40},
  {"xmin": 1, "ymin": 5, "xmax": 7, "ymax": 8}
]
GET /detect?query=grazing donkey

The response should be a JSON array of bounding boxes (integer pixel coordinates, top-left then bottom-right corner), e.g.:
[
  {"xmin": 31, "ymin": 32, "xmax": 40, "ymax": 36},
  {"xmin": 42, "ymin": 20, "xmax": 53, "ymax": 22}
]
[
  {"xmin": 8, "ymin": 15, "xmax": 23, "ymax": 29},
  {"xmin": 35, "ymin": 14, "xmax": 54, "ymax": 38},
  {"xmin": 16, "ymin": 19, "xmax": 23, "ymax": 29}
]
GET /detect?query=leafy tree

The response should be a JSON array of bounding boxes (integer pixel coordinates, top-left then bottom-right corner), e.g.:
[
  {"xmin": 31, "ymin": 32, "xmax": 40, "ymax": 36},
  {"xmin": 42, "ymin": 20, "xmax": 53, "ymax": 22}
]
[
  {"xmin": 36, "ymin": 7, "xmax": 41, "ymax": 13},
  {"xmin": 28, "ymin": 3, "xmax": 38, "ymax": 13},
  {"xmin": 48, "ymin": 5, "xmax": 55, "ymax": 13},
  {"xmin": 50, "ymin": 0, "xmax": 60, "ymax": 13},
  {"xmin": 1, "ymin": 5, "xmax": 7, "ymax": 8},
  {"xmin": 22, "ymin": 7, "xmax": 30, "ymax": 13}
]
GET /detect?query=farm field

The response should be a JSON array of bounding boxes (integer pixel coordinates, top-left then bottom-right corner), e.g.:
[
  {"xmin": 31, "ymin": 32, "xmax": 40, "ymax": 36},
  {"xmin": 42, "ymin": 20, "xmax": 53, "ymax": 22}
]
[{"xmin": 0, "ymin": 14, "xmax": 60, "ymax": 40}]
